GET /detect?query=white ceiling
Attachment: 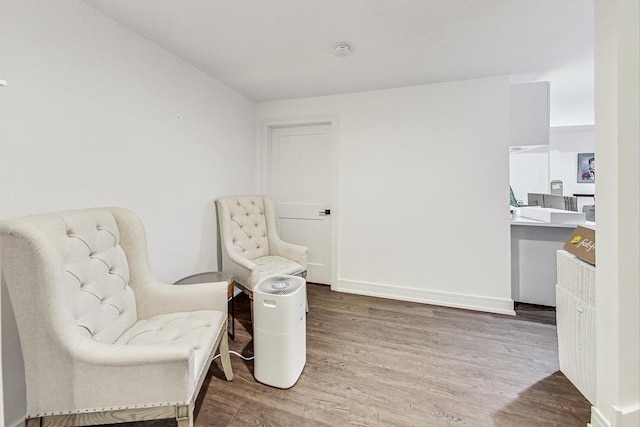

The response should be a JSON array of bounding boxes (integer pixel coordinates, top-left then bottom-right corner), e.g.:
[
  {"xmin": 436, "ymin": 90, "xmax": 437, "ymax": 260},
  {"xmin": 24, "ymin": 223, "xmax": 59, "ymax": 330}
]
[{"xmin": 81, "ymin": 0, "xmax": 593, "ymax": 103}]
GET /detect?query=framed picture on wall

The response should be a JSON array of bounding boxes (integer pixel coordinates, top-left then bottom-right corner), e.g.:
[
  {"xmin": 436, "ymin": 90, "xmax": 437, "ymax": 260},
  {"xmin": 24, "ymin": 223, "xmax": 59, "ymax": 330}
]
[{"xmin": 577, "ymin": 153, "xmax": 595, "ymax": 183}]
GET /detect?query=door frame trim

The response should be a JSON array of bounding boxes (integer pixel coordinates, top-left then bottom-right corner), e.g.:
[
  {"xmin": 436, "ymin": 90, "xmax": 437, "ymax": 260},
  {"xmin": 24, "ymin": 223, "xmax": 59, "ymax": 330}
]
[{"xmin": 258, "ymin": 116, "xmax": 340, "ymax": 290}]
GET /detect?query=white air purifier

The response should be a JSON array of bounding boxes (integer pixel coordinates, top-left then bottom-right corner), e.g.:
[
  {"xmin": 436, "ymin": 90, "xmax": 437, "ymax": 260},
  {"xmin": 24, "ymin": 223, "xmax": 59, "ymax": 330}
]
[{"xmin": 253, "ymin": 275, "xmax": 306, "ymax": 389}]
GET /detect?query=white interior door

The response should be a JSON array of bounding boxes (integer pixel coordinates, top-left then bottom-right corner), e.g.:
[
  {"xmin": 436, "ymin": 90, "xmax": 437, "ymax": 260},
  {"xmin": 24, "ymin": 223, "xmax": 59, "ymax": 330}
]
[{"xmin": 270, "ymin": 125, "xmax": 333, "ymax": 285}]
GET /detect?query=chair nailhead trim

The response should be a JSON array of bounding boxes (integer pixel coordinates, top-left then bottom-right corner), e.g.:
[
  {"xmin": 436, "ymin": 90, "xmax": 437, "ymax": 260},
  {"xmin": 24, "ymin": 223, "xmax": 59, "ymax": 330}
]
[{"xmin": 33, "ymin": 400, "xmax": 191, "ymax": 416}]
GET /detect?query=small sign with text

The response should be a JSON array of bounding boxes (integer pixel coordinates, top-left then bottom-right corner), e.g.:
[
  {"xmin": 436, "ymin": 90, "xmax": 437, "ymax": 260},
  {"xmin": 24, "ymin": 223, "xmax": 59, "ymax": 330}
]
[{"xmin": 563, "ymin": 226, "xmax": 596, "ymax": 265}]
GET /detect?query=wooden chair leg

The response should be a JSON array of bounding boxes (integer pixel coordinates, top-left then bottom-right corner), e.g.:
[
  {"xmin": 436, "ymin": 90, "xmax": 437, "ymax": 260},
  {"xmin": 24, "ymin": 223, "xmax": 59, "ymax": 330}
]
[
  {"xmin": 176, "ymin": 405, "xmax": 193, "ymax": 427},
  {"xmin": 26, "ymin": 418, "xmax": 42, "ymax": 427},
  {"xmin": 305, "ymin": 291, "xmax": 309, "ymax": 312},
  {"xmin": 249, "ymin": 292, "xmax": 254, "ymax": 325},
  {"xmin": 219, "ymin": 325, "xmax": 234, "ymax": 381},
  {"xmin": 297, "ymin": 271, "xmax": 309, "ymax": 312}
]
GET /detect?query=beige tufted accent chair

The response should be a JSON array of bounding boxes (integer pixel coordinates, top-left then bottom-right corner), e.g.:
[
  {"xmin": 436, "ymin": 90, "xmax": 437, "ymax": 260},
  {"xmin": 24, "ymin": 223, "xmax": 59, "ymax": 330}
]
[
  {"xmin": 215, "ymin": 195, "xmax": 307, "ymax": 309},
  {"xmin": 0, "ymin": 207, "xmax": 232, "ymax": 427}
]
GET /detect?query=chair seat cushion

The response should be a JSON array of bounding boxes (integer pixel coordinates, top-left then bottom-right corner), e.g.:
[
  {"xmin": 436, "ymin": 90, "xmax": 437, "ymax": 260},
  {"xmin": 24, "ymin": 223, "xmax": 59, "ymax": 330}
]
[
  {"xmin": 254, "ymin": 255, "xmax": 305, "ymax": 286},
  {"xmin": 114, "ymin": 310, "xmax": 224, "ymax": 381}
]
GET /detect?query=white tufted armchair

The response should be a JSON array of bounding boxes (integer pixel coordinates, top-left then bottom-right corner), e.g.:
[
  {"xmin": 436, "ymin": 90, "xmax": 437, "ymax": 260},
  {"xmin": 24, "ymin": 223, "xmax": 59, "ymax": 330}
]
[
  {"xmin": 0, "ymin": 207, "xmax": 232, "ymax": 427},
  {"xmin": 215, "ymin": 195, "xmax": 307, "ymax": 308}
]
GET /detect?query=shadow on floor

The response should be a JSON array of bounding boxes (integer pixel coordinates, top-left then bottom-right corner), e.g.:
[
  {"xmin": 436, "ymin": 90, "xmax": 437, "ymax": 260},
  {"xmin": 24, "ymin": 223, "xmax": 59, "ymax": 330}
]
[{"xmin": 491, "ymin": 370, "xmax": 591, "ymax": 427}]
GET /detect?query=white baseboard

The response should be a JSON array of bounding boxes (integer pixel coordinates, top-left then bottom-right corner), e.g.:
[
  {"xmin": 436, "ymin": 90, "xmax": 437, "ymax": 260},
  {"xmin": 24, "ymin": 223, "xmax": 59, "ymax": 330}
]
[
  {"xmin": 590, "ymin": 403, "xmax": 640, "ymax": 427},
  {"xmin": 336, "ymin": 279, "xmax": 515, "ymax": 315},
  {"xmin": 614, "ymin": 403, "xmax": 640, "ymax": 426},
  {"xmin": 590, "ymin": 406, "xmax": 610, "ymax": 427}
]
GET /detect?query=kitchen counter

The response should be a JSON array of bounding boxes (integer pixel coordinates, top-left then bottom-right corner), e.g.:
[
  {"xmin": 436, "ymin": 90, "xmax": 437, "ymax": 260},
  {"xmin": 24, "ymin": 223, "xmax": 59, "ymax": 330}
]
[
  {"xmin": 510, "ymin": 212, "xmax": 595, "ymax": 307},
  {"xmin": 511, "ymin": 215, "xmax": 595, "ymax": 228}
]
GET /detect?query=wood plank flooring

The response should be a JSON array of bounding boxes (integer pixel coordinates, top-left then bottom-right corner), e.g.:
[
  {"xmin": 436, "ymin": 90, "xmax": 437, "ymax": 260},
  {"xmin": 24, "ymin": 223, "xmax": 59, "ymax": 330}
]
[{"xmin": 104, "ymin": 284, "xmax": 591, "ymax": 427}]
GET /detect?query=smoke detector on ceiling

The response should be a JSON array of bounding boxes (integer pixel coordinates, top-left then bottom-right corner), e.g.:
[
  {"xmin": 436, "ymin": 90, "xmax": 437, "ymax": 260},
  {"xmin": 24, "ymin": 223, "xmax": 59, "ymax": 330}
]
[{"xmin": 334, "ymin": 43, "xmax": 352, "ymax": 57}]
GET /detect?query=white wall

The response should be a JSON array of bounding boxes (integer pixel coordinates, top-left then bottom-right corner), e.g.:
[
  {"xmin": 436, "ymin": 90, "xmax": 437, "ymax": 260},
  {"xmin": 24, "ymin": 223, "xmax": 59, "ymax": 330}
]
[
  {"xmin": 509, "ymin": 147, "xmax": 550, "ymax": 204},
  {"xmin": 549, "ymin": 126, "xmax": 596, "ymax": 199},
  {"xmin": 0, "ymin": 0, "xmax": 257, "ymax": 424},
  {"xmin": 591, "ymin": 0, "xmax": 640, "ymax": 425},
  {"xmin": 0, "ymin": 0, "xmax": 257, "ymax": 278},
  {"xmin": 511, "ymin": 50, "xmax": 595, "ymax": 127},
  {"xmin": 258, "ymin": 77, "xmax": 513, "ymax": 315}
]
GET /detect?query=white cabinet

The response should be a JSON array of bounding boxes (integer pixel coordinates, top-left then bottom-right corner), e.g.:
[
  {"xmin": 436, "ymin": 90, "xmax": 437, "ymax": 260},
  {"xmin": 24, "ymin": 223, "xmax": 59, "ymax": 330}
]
[
  {"xmin": 510, "ymin": 224, "xmax": 575, "ymax": 306},
  {"xmin": 510, "ymin": 82, "xmax": 550, "ymax": 146},
  {"xmin": 556, "ymin": 249, "xmax": 595, "ymax": 403}
]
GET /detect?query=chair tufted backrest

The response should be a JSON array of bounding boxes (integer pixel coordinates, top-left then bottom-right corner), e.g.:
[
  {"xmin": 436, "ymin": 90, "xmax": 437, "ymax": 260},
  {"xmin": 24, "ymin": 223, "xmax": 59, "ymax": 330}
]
[
  {"xmin": 1, "ymin": 209, "xmax": 137, "ymax": 345},
  {"xmin": 58, "ymin": 210, "xmax": 137, "ymax": 343},
  {"xmin": 217, "ymin": 195, "xmax": 270, "ymax": 261}
]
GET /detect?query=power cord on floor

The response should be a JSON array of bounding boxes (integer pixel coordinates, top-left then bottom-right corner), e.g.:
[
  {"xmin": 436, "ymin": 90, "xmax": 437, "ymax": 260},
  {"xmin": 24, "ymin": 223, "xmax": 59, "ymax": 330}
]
[
  {"xmin": 213, "ymin": 351, "xmax": 254, "ymax": 361},
  {"xmin": 230, "ymin": 350, "xmax": 254, "ymax": 360}
]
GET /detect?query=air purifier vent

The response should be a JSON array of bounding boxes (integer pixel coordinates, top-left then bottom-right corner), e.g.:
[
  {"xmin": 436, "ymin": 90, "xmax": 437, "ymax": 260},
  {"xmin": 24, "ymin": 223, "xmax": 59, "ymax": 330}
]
[
  {"xmin": 266, "ymin": 281, "xmax": 292, "ymax": 295},
  {"xmin": 256, "ymin": 276, "xmax": 304, "ymax": 296}
]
